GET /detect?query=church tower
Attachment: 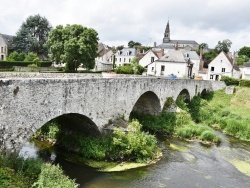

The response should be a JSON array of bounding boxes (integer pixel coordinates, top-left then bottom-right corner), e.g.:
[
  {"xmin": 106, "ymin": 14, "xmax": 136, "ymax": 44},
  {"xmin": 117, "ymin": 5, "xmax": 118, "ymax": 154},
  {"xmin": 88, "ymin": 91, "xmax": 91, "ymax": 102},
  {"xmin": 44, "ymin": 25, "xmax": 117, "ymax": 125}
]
[{"xmin": 163, "ymin": 21, "xmax": 170, "ymax": 43}]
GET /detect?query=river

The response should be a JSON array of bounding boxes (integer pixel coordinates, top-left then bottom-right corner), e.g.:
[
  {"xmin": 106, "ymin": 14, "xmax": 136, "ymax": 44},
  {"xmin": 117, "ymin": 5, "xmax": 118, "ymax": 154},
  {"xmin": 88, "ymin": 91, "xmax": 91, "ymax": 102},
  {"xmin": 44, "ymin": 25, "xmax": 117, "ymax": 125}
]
[{"xmin": 19, "ymin": 131, "xmax": 250, "ymax": 188}]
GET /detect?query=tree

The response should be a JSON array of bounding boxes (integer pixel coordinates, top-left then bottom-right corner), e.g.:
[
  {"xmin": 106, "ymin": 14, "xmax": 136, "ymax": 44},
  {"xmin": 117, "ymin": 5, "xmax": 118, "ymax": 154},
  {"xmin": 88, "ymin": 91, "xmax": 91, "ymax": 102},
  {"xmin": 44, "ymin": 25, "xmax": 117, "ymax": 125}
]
[
  {"xmin": 128, "ymin": 41, "xmax": 141, "ymax": 48},
  {"xmin": 199, "ymin": 43, "xmax": 208, "ymax": 50},
  {"xmin": 215, "ymin": 39, "xmax": 232, "ymax": 53},
  {"xmin": 47, "ymin": 24, "xmax": 99, "ymax": 72},
  {"xmin": 24, "ymin": 52, "xmax": 39, "ymax": 62},
  {"xmin": 238, "ymin": 46, "xmax": 250, "ymax": 58},
  {"xmin": 203, "ymin": 50, "xmax": 218, "ymax": 67},
  {"xmin": 11, "ymin": 14, "xmax": 52, "ymax": 59},
  {"xmin": 6, "ymin": 51, "xmax": 25, "ymax": 61},
  {"xmin": 235, "ymin": 55, "xmax": 249, "ymax": 66}
]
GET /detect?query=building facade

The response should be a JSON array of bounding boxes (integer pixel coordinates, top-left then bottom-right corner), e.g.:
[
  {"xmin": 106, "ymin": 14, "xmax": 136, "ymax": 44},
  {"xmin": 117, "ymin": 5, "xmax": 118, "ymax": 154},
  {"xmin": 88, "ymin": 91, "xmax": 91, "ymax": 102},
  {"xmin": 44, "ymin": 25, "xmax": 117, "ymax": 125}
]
[
  {"xmin": 0, "ymin": 33, "xmax": 13, "ymax": 60},
  {"xmin": 156, "ymin": 21, "xmax": 199, "ymax": 51}
]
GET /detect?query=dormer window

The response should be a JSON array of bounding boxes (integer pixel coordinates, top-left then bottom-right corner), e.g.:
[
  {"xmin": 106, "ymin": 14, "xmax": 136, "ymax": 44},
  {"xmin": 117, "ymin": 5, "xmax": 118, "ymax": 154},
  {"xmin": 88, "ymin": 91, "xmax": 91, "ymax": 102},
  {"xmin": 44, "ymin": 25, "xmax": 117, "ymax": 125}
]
[
  {"xmin": 186, "ymin": 53, "xmax": 189, "ymax": 57},
  {"xmin": 126, "ymin": 51, "xmax": 131, "ymax": 55},
  {"xmin": 118, "ymin": 51, "xmax": 122, "ymax": 55}
]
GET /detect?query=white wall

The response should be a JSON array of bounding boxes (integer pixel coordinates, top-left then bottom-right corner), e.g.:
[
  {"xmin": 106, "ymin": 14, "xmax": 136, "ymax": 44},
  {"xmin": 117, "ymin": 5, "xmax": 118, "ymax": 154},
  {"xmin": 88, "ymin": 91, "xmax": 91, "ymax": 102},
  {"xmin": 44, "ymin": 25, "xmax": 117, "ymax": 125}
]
[
  {"xmin": 242, "ymin": 67, "xmax": 250, "ymax": 80},
  {"xmin": 208, "ymin": 52, "xmax": 233, "ymax": 80},
  {"xmin": 0, "ymin": 35, "xmax": 7, "ymax": 60},
  {"xmin": 115, "ymin": 55, "xmax": 135, "ymax": 66},
  {"xmin": 147, "ymin": 61, "xmax": 188, "ymax": 77},
  {"xmin": 139, "ymin": 50, "xmax": 158, "ymax": 67}
]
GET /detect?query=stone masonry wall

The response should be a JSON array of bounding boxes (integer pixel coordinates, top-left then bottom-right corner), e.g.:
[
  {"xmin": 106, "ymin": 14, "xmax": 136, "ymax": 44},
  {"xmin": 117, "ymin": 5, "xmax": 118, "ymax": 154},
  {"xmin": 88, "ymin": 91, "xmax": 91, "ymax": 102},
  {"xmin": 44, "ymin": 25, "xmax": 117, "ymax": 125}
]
[{"xmin": 0, "ymin": 76, "xmax": 226, "ymax": 152}]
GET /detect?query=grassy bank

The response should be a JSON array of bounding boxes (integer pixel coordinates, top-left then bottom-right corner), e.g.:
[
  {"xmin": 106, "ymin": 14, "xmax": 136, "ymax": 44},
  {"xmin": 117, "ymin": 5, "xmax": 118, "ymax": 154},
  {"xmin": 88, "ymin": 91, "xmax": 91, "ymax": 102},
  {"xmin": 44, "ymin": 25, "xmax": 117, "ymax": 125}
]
[{"xmin": 189, "ymin": 87, "xmax": 250, "ymax": 141}]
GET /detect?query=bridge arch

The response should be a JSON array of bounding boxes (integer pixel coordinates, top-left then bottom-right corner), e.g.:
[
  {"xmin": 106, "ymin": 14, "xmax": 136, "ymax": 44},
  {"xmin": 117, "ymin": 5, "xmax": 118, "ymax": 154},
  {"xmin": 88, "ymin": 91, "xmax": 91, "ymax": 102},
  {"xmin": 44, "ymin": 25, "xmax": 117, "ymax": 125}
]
[
  {"xmin": 45, "ymin": 113, "xmax": 101, "ymax": 137},
  {"xmin": 176, "ymin": 89, "xmax": 191, "ymax": 103},
  {"xmin": 130, "ymin": 91, "xmax": 161, "ymax": 116}
]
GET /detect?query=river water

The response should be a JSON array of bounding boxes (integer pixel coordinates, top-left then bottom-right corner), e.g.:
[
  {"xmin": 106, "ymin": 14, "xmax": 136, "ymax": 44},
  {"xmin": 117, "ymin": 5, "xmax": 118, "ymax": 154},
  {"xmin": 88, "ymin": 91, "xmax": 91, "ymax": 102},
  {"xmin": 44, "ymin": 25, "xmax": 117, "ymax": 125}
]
[{"xmin": 20, "ymin": 131, "xmax": 250, "ymax": 188}]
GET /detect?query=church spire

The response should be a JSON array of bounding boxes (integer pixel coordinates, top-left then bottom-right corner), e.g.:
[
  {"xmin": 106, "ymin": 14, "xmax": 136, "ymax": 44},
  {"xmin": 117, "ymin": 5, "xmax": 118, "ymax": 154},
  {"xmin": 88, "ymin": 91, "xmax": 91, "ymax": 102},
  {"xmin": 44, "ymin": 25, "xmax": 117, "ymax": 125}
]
[{"xmin": 163, "ymin": 20, "xmax": 170, "ymax": 43}]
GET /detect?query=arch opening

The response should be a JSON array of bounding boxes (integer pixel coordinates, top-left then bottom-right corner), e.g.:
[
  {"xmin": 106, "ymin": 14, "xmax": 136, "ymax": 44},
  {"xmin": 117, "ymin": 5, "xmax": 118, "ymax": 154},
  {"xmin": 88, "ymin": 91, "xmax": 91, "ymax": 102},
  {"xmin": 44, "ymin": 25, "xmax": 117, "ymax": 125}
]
[
  {"xmin": 129, "ymin": 91, "xmax": 161, "ymax": 117},
  {"xmin": 176, "ymin": 89, "xmax": 191, "ymax": 103}
]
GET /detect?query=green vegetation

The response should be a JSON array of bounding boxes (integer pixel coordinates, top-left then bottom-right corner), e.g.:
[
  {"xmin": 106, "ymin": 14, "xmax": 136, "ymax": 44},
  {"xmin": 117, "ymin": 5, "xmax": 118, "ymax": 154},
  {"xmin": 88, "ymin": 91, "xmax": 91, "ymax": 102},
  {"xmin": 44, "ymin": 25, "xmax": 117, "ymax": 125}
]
[
  {"xmin": 221, "ymin": 76, "xmax": 250, "ymax": 87},
  {"xmin": 131, "ymin": 96, "xmax": 221, "ymax": 144},
  {"xmin": 114, "ymin": 58, "xmax": 145, "ymax": 75},
  {"xmin": 34, "ymin": 120, "xmax": 160, "ymax": 163},
  {"xmin": 0, "ymin": 60, "xmax": 52, "ymax": 67},
  {"xmin": 47, "ymin": 24, "xmax": 99, "ymax": 72},
  {"xmin": 188, "ymin": 88, "xmax": 250, "ymax": 141},
  {"xmin": 33, "ymin": 163, "xmax": 78, "ymax": 188},
  {"xmin": 10, "ymin": 14, "xmax": 52, "ymax": 58},
  {"xmin": 0, "ymin": 153, "xmax": 78, "ymax": 188}
]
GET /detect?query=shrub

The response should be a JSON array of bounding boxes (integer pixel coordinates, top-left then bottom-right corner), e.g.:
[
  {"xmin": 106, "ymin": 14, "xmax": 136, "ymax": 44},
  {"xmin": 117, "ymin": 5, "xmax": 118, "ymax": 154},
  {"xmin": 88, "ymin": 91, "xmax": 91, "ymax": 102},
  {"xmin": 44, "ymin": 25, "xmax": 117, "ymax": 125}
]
[
  {"xmin": 28, "ymin": 63, "xmax": 38, "ymax": 68},
  {"xmin": 32, "ymin": 163, "xmax": 78, "ymax": 188},
  {"xmin": 115, "ymin": 64, "xmax": 134, "ymax": 74},
  {"xmin": 239, "ymin": 79, "xmax": 250, "ymax": 87},
  {"xmin": 221, "ymin": 76, "xmax": 239, "ymax": 86},
  {"xmin": 200, "ymin": 130, "xmax": 221, "ymax": 143}
]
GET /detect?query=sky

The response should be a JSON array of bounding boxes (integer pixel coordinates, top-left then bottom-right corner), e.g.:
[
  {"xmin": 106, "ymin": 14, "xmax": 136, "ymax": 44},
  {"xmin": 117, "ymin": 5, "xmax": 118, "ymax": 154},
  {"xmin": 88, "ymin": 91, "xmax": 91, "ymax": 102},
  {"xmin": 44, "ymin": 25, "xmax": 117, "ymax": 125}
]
[{"xmin": 1, "ymin": 0, "xmax": 250, "ymax": 52}]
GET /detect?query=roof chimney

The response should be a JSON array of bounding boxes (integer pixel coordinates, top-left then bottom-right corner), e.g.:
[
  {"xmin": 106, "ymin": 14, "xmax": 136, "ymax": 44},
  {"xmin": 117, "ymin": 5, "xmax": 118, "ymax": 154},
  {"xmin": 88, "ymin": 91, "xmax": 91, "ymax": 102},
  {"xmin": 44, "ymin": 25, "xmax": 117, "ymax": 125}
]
[
  {"xmin": 175, "ymin": 42, "xmax": 179, "ymax": 50},
  {"xmin": 154, "ymin": 42, "xmax": 156, "ymax": 47}
]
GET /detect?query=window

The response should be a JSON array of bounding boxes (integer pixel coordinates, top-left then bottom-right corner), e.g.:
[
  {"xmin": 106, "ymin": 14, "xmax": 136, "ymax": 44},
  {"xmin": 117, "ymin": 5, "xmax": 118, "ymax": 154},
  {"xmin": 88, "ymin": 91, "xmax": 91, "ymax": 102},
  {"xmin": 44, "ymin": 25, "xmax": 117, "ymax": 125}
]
[
  {"xmin": 187, "ymin": 53, "xmax": 189, "ymax": 57},
  {"xmin": 151, "ymin": 57, "xmax": 154, "ymax": 62},
  {"xmin": 124, "ymin": 58, "xmax": 126, "ymax": 62},
  {"xmin": 129, "ymin": 58, "xmax": 131, "ymax": 62},
  {"xmin": 1, "ymin": 47, "xmax": 3, "ymax": 53},
  {"xmin": 161, "ymin": 65, "xmax": 165, "ymax": 71},
  {"xmin": 1, "ymin": 55, "xmax": 4, "ymax": 60},
  {"xmin": 115, "ymin": 58, "xmax": 117, "ymax": 62},
  {"xmin": 119, "ymin": 58, "xmax": 121, "ymax": 62},
  {"xmin": 151, "ymin": 67, "xmax": 154, "ymax": 72},
  {"xmin": 210, "ymin": 75, "xmax": 213, "ymax": 80},
  {"xmin": 211, "ymin": 67, "xmax": 214, "ymax": 71},
  {"xmin": 222, "ymin": 68, "xmax": 225, "ymax": 72}
]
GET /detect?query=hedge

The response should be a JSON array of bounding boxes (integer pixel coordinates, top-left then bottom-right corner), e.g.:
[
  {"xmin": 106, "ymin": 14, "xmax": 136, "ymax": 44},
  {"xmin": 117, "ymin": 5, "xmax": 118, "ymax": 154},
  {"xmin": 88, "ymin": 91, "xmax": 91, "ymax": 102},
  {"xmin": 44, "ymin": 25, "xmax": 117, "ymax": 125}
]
[
  {"xmin": 0, "ymin": 61, "xmax": 52, "ymax": 67},
  {"xmin": 239, "ymin": 79, "xmax": 250, "ymax": 87},
  {"xmin": 221, "ymin": 76, "xmax": 240, "ymax": 86}
]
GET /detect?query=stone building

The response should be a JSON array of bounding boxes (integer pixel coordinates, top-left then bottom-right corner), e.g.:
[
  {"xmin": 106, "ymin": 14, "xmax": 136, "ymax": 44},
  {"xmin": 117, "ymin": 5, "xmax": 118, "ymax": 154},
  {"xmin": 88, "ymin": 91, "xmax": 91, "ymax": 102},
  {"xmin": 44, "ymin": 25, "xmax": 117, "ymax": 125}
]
[
  {"xmin": 156, "ymin": 21, "xmax": 199, "ymax": 51},
  {"xmin": 0, "ymin": 33, "xmax": 13, "ymax": 60}
]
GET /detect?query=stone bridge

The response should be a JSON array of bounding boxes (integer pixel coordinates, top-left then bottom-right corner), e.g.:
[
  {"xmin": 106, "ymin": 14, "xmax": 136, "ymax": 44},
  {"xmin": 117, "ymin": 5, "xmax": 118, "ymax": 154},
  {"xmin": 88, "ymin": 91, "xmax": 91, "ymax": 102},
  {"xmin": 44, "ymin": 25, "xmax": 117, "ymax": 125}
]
[{"xmin": 0, "ymin": 74, "xmax": 226, "ymax": 152}]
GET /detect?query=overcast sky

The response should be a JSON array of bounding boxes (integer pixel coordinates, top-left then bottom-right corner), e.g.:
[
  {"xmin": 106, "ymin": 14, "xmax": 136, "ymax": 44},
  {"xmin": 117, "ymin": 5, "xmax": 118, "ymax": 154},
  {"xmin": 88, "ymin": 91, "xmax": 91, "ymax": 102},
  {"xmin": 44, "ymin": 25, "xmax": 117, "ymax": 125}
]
[{"xmin": 1, "ymin": 0, "xmax": 250, "ymax": 51}]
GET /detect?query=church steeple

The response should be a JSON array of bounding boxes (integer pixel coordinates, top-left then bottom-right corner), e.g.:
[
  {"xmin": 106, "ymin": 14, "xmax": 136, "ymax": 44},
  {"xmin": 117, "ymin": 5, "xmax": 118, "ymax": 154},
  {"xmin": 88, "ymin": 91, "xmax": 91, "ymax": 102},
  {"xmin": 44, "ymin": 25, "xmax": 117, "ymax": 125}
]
[{"xmin": 163, "ymin": 20, "xmax": 170, "ymax": 43}]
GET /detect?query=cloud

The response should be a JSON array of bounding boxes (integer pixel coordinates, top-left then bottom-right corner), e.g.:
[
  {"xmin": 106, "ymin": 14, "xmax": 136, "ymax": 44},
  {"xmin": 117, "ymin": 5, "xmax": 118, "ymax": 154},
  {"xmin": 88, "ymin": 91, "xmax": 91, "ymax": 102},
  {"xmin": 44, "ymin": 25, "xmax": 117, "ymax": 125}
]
[{"xmin": 1, "ymin": 0, "xmax": 250, "ymax": 51}]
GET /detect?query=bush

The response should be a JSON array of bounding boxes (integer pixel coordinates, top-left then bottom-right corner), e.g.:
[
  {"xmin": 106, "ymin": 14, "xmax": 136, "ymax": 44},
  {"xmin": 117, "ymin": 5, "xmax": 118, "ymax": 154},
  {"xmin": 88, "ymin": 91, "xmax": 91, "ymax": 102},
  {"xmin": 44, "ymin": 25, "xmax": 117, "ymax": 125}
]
[
  {"xmin": 32, "ymin": 163, "xmax": 78, "ymax": 188},
  {"xmin": 199, "ymin": 130, "xmax": 221, "ymax": 143},
  {"xmin": 221, "ymin": 76, "xmax": 239, "ymax": 86},
  {"xmin": 239, "ymin": 79, "xmax": 250, "ymax": 87},
  {"xmin": 115, "ymin": 65, "xmax": 134, "ymax": 74}
]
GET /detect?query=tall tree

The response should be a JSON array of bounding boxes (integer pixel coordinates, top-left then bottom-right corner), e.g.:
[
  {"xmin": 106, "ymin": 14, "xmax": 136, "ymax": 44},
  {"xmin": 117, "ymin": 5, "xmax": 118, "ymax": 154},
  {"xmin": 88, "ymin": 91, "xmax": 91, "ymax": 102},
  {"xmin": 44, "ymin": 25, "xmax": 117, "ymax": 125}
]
[
  {"xmin": 11, "ymin": 14, "xmax": 52, "ymax": 58},
  {"xmin": 215, "ymin": 39, "xmax": 232, "ymax": 53},
  {"xmin": 199, "ymin": 43, "xmax": 208, "ymax": 50},
  {"xmin": 128, "ymin": 41, "xmax": 141, "ymax": 48},
  {"xmin": 47, "ymin": 24, "xmax": 99, "ymax": 72},
  {"xmin": 238, "ymin": 46, "xmax": 250, "ymax": 58}
]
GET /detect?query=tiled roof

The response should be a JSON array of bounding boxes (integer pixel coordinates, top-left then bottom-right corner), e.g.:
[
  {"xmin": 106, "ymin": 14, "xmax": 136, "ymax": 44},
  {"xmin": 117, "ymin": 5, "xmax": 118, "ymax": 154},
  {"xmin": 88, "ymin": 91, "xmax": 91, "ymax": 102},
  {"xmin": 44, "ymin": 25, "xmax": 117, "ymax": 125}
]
[
  {"xmin": 1, "ymin": 34, "xmax": 13, "ymax": 45},
  {"xmin": 115, "ymin": 48, "xmax": 136, "ymax": 56},
  {"xmin": 158, "ymin": 49, "xmax": 186, "ymax": 62}
]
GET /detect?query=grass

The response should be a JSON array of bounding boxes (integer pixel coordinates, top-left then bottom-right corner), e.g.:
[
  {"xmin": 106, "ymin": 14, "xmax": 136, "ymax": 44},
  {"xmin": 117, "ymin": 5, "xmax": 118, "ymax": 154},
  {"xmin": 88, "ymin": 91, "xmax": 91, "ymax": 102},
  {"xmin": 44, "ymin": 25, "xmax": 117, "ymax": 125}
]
[{"xmin": 190, "ymin": 87, "xmax": 250, "ymax": 142}]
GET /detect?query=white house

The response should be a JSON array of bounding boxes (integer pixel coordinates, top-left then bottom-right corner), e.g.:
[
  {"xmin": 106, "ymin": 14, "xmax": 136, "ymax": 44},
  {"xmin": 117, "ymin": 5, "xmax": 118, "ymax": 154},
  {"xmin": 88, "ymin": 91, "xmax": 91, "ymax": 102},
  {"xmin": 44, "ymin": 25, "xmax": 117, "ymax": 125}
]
[
  {"xmin": 115, "ymin": 48, "xmax": 136, "ymax": 67},
  {"xmin": 147, "ymin": 49, "xmax": 196, "ymax": 77},
  {"xmin": 242, "ymin": 63, "xmax": 250, "ymax": 80},
  {"xmin": 0, "ymin": 33, "xmax": 13, "ymax": 60},
  {"xmin": 94, "ymin": 43, "xmax": 113, "ymax": 71},
  {"xmin": 207, "ymin": 51, "xmax": 241, "ymax": 81},
  {"xmin": 139, "ymin": 49, "xmax": 164, "ymax": 68}
]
